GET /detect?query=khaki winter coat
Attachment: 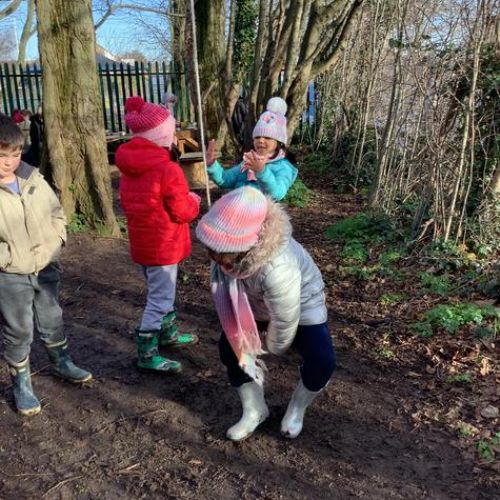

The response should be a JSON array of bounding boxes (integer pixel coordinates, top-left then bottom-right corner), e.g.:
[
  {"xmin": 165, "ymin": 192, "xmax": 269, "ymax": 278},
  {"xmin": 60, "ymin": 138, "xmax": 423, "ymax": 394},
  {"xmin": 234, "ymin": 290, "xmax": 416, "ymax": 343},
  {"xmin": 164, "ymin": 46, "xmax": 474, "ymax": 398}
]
[{"xmin": 0, "ymin": 162, "xmax": 66, "ymax": 274}]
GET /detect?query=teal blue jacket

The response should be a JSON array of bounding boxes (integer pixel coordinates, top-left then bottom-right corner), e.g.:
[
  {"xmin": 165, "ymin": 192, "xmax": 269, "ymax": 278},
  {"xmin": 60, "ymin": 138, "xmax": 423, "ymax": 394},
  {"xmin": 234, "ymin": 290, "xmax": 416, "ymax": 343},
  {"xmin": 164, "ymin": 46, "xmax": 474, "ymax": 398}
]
[{"xmin": 207, "ymin": 157, "xmax": 298, "ymax": 201}]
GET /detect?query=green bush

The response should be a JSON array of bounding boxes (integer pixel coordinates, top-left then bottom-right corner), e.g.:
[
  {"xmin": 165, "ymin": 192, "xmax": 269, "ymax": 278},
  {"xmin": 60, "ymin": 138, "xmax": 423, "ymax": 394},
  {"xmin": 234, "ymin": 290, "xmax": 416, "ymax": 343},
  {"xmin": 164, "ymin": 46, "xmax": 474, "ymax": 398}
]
[
  {"xmin": 338, "ymin": 264, "xmax": 381, "ymax": 281},
  {"xmin": 413, "ymin": 303, "xmax": 500, "ymax": 337},
  {"xmin": 340, "ymin": 241, "xmax": 368, "ymax": 263},
  {"xmin": 477, "ymin": 434, "xmax": 499, "ymax": 462},
  {"xmin": 419, "ymin": 271, "xmax": 453, "ymax": 296},
  {"xmin": 298, "ymin": 150, "xmax": 333, "ymax": 175},
  {"xmin": 67, "ymin": 213, "xmax": 86, "ymax": 234},
  {"xmin": 379, "ymin": 249, "xmax": 404, "ymax": 265},
  {"xmin": 283, "ymin": 178, "xmax": 312, "ymax": 207},
  {"xmin": 325, "ymin": 212, "xmax": 396, "ymax": 243}
]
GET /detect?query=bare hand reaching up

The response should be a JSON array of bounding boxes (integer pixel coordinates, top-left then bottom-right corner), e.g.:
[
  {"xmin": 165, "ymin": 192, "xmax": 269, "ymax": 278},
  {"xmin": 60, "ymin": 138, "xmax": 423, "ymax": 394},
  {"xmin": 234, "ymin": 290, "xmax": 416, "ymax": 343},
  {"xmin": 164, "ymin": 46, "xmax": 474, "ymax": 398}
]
[{"xmin": 206, "ymin": 140, "xmax": 216, "ymax": 166}]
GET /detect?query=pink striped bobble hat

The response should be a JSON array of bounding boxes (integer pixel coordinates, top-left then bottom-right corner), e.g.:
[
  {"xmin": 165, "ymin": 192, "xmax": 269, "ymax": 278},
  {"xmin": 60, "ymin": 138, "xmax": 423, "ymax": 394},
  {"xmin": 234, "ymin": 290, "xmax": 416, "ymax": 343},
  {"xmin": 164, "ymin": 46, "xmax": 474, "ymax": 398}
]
[
  {"xmin": 196, "ymin": 187, "xmax": 268, "ymax": 253},
  {"xmin": 124, "ymin": 96, "xmax": 175, "ymax": 148}
]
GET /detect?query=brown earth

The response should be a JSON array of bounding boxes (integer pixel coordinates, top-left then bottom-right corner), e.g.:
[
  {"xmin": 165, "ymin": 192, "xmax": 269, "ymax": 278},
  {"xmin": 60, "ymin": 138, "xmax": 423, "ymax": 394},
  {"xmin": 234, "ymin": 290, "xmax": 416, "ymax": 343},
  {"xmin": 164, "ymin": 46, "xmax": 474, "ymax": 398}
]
[{"xmin": 0, "ymin": 174, "xmax": 498, "ymax": 499}]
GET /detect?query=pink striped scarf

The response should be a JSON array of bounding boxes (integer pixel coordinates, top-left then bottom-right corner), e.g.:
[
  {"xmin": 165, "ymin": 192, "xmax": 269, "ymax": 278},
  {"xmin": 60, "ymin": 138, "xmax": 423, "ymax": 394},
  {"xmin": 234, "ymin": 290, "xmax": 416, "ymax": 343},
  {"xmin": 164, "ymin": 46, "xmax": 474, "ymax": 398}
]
[{"xmin": 211, "ymin": 263, "xmax": 266, "ymax": 385}]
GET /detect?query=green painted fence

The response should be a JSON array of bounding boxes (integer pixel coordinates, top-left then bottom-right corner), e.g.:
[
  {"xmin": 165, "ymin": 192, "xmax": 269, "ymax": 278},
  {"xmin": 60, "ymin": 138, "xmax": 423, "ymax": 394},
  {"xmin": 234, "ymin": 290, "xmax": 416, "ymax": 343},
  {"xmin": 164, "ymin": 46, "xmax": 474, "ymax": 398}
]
[{"xmin": 0, "ymin": 61, "xmax": 194, "ymax": 132}]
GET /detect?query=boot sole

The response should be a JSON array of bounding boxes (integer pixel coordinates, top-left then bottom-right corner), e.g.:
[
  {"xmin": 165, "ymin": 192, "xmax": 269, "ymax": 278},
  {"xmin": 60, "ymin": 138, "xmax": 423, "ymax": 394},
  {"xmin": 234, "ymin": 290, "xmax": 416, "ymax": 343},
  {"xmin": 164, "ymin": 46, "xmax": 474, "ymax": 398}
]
[
  {"xmin": 137, "ymin": 366, "xmax": 182, "ymax": 375},
  {"xmin": 18, "ymin": 405, "xmax": 41, "ymax": 417},
  {"xmin": 53, "ymin": 371, "xmax": 93, "ymax": 384},
  {"xmin": 280, "ymin": 429, "xmax": 301, "ymax": 439},
  {"xmin": 226, "ymin": 414, "xmax": 269, "ymax": 442}
]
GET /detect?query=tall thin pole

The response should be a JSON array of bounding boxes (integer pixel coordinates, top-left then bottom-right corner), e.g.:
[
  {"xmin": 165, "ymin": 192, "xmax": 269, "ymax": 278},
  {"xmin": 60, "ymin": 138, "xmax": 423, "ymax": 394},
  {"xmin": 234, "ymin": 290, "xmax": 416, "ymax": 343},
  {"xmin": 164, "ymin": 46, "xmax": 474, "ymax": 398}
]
[{"xmin": 189, "ymin": 0, "xmax": 211, "ymax": 207}]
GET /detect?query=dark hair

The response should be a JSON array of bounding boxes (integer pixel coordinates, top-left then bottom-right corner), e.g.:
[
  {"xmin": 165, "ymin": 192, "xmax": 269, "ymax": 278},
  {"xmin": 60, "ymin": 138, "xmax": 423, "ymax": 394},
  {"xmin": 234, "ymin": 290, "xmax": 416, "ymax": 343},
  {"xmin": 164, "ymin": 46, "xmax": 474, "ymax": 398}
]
[
  {"xmin": 0, "ymin": 115, "xmax": 24, "ymax": 150},
  {"xmin": 168, "ymin": 143, "xmax": 180, "ymax": 162},
  {"xmin": 207, "ymin": 248, "xmax": 248, "ymax": 268},
  {"xmin": 283, "ymin": 146, "xmax": 296, "ymax": 164}
]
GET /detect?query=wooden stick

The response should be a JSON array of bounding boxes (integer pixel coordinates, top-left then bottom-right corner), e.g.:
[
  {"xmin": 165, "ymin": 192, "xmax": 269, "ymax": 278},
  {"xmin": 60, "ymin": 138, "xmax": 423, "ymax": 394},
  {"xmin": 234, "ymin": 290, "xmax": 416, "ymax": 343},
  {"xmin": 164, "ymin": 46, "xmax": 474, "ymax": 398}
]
[{"xmin": 42, "ymin": 475, "xmax": 83, "ymax": 498}]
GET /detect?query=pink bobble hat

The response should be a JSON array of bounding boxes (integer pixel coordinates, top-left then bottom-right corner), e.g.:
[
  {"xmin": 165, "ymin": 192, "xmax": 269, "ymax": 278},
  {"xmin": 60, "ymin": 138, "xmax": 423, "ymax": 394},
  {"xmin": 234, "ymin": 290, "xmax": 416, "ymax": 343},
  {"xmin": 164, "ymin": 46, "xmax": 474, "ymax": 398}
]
[
  {"xmin": 195, "ymin": 187, "xmax": 268, "ymax": 253},
  {"xmin": 124, "ymin": 95, "xmax": 175, "ymax": 148}
]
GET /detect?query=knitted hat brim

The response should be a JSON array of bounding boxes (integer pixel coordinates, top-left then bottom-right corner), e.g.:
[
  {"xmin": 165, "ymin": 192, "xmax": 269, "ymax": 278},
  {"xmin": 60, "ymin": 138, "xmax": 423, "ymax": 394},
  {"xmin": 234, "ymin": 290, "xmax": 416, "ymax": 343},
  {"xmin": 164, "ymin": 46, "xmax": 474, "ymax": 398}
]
[{"xmin": 195, "ymin": 221, "xmax": 259, "ymax": 253}]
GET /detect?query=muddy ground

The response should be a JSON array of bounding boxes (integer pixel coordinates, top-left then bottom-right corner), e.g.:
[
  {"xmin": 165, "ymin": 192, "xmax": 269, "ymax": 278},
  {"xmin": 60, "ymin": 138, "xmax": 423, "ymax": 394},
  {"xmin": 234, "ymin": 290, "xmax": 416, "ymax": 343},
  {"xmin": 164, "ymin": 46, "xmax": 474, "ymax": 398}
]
[{"xmin": 0, "ymin": 174, "xmax": 498, "ymax": 499}]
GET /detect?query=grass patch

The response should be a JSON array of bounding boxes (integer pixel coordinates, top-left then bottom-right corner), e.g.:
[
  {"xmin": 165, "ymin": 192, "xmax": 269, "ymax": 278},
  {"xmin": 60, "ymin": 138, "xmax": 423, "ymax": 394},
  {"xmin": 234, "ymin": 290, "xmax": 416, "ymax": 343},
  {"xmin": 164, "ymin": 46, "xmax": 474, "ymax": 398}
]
[
  {"xmin": 67, "ymin": 213, "xmax": 87, "ymax": 234},
  {"xmin": 379, "ymin": 293, "xmax": 404, "ymax": 306}
]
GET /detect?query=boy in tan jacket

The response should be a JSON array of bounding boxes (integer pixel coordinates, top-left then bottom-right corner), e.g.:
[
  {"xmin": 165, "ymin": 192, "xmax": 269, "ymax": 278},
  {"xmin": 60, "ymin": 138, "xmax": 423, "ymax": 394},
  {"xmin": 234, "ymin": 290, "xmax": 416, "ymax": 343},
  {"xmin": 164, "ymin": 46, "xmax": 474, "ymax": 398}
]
[{"xmin": 0, "ymin": 115, "xmax": 92, "ymax": 416}]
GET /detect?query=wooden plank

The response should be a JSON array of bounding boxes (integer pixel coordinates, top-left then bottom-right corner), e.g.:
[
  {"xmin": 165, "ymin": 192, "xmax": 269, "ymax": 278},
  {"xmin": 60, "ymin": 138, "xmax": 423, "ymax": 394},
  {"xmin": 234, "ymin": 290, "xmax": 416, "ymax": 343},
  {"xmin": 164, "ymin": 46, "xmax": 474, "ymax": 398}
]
[
  {"xmin": 179, "ymin": 152, "xmax": 204, "ymax": 161},
  {"xmin": 106, "ymin": 132, "xmax": 131, "ymax": 143}
]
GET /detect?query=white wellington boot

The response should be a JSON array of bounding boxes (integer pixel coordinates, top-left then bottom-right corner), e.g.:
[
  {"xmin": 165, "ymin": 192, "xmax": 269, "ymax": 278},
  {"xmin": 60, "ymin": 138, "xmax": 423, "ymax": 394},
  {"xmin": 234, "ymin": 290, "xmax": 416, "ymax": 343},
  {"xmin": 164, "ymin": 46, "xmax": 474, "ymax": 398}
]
[
  {"xmin": 281, "ymin": 379, "xmax": 321, "ymax": 439},
  {"xmin": 226, "ymin": 381, "xmax": 270, "ymax": 441}
]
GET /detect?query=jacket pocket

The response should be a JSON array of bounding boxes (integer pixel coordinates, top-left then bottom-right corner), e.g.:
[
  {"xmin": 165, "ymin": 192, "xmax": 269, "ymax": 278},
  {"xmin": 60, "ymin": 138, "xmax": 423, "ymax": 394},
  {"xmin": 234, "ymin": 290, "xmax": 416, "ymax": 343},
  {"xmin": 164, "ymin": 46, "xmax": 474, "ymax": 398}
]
[{"xmin": 0, "ymin": 241, "xmax": 12, "ymax": 270}]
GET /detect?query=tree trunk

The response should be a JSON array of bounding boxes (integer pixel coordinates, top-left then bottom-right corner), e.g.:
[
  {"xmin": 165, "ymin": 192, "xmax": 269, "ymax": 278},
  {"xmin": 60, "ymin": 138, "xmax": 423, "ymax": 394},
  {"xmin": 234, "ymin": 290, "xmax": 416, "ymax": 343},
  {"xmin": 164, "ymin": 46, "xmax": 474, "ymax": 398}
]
[
  {"xmin": 190, "ymin": 0, "xmax": 365, "ymax": 148},
  {"xmin": 490, "ymin": 165, "xmax": 500, "ymax": 195},
  {"xmin": 194, "ymin": 0, "xmax": 226, "ymax": 139},
  {"xmin": 36, "ymin": 0, "xmax": 119, "ymax": 235},
  {"xmin": 171, "ymin": 0, "xmax": 187, "ymax": 75}
]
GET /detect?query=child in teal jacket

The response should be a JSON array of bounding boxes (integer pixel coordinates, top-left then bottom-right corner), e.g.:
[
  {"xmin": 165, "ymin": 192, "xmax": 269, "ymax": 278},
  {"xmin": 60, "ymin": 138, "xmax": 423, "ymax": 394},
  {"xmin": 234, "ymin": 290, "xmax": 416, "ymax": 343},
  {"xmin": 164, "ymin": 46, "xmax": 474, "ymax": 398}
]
[{"xmin": 206, "ymin": 97, "xmax": 297, "ymax": 201}]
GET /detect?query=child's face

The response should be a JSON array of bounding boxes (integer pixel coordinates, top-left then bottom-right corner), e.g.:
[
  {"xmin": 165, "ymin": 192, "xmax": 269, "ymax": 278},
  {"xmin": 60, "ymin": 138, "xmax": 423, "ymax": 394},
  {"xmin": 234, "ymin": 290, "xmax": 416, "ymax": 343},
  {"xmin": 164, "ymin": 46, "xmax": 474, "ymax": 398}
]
[
  {"xmin": 0, "ymin": 147, "xmax": 22, "ymax": 183},
  {"xmin": 208, "ymin": 249, "xmax": 246, "ymax": 273},
  {"xmin": 253, "ymin": 136, "xmax": 278, "ymax": 157}
]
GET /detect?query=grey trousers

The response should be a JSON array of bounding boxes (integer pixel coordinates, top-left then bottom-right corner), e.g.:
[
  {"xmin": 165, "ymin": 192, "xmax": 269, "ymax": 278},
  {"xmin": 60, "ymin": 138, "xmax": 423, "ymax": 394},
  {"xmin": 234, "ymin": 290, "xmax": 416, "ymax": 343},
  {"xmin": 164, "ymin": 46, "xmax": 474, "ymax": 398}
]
[
  {"xmin": 0, "ymin": 263, "xmax": 65, "ymax": 364},
  {"xmin": 140, "ymin": 264, "xmax": 178, "ymax": 330}
]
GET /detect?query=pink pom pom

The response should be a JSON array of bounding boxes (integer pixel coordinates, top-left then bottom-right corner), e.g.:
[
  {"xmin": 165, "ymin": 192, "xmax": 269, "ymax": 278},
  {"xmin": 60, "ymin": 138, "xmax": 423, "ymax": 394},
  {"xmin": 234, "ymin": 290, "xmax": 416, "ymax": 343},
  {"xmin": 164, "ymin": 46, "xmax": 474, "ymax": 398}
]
[{"xmin": 125, "ymin": 96, "xmax": 145, "ymax": 113}]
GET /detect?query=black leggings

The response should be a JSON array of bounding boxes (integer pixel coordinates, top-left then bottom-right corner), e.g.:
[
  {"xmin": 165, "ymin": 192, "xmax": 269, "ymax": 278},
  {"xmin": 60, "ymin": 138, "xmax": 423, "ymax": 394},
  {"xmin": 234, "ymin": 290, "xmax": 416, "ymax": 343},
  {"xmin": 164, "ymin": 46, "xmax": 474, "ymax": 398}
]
[{"xmin": 218, "ymin": 322, "xmax": 336, "ymax": 392}]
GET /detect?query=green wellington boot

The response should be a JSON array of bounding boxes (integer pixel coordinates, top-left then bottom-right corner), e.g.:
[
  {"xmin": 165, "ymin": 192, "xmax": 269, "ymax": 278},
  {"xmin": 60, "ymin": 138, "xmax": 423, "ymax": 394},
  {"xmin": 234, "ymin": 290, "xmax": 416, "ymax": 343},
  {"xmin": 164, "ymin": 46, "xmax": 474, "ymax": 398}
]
[
  {"xmin": 136, "ymin": 328, "xmax": 182, "ymax": 373},
  {"xmin": 8, "ymin": 358, "xmax": 41, "ymax": 417},
  {"xmin": 159, "ymin": 310, "xmax": 198, "ymax": 348},
  {"xmin": 45, "ymin": 339, "xmax": 93, "ymax": 383}
]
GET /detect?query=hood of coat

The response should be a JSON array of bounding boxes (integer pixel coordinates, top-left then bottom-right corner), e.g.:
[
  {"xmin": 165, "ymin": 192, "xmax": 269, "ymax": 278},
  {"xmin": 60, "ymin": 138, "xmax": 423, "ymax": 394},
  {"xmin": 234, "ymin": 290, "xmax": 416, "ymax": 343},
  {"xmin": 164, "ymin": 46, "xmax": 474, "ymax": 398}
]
[
  {"xmin": 226, "ymin": 198, "xmax": 293, "ymax": 278},
  {"xmin": 30, "ymin": 114, "xmax": 43, "ymax": 125},
  {"xmin": 15, "ymin": 161, "xmax": 35, "ymax": 179},
  {"xmin": 115, "ymin": 137, "xmax": 171, "ymax": 176}
]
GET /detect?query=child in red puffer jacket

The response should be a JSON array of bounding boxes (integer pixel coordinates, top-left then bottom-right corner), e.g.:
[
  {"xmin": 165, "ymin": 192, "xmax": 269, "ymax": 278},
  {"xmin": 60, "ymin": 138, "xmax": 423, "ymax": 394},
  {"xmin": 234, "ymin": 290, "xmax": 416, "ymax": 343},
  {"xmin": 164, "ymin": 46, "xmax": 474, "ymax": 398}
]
[{"xmin": 115, "ymin": 96, "xmax": 200, "ymax": 375}]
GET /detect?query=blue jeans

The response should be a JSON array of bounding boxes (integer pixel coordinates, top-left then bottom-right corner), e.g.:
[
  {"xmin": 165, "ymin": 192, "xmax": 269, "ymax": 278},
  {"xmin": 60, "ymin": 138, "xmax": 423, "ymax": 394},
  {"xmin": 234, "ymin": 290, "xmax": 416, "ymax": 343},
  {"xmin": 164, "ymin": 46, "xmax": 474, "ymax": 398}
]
[
  {"xmin": 219, "ymin": 322, "xmax": 336, "ymax": 392},
  {"xmin": 140, "ymin": 264, "xmax": 178, "ymax": 330},
  {"xmin": 0, "ymin": 263, "xmax": 65, "ymax": 364}
]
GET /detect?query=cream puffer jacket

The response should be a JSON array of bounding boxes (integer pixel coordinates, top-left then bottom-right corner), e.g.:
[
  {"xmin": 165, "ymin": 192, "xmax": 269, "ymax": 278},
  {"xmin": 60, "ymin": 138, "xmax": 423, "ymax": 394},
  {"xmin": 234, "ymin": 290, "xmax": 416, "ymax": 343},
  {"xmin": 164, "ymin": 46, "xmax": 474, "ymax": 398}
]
[
  {"xmin": 0, "ymin": 162, "xmax": 66, "ymax": 274},
  {"xmin": 214, "ymin": 199, "xmax": 327, "ymax": 355}
]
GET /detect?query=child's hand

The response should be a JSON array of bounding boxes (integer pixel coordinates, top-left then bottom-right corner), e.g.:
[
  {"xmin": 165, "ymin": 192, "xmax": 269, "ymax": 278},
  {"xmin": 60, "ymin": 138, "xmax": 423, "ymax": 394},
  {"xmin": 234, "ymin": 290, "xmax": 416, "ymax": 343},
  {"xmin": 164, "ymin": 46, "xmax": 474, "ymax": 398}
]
[
  {"xmin": 243, "ymin": 150, "xmax": 266, "ymax": 173},
  {"xmin": 206, "ymin": 140, "xmax": 217, "ymax": 166},
  {"xmin": 188, "ymin": 192, "xmax": 201, "ymax": 205}
]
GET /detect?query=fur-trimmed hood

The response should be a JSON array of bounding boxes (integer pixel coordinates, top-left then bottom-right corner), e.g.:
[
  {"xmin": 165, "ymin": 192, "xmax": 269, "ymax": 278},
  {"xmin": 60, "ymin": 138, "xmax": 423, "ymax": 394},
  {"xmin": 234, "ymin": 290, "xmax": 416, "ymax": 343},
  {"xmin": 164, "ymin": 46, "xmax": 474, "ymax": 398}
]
[
  {"xmin": 228, "ymin": 198, "xmax": 293, "ymax": 278},
  {"xmin": 209, "ymin": 194, "xmax": 327, "ymax": 345}
]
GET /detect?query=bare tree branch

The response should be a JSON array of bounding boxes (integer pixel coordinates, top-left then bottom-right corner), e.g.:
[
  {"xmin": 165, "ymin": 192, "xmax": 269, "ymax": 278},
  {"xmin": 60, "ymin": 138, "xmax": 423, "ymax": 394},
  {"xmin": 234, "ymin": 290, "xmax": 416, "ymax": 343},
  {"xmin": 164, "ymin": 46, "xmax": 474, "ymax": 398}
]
[
  {"xmin": 18, "ymin": 0, "xmax": 36, "ymax": 63},
  {"xmin": 0, "ymin": 0, "xmax": 22, "ymax": 20}
]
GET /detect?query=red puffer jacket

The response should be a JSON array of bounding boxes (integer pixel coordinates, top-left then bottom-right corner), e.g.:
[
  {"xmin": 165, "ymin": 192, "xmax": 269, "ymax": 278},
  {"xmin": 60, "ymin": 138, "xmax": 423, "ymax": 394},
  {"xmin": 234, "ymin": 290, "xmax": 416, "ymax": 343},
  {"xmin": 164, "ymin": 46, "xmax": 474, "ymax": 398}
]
[{"xmin": 115, "ymin": 137, "xmax": 199, "ymax": 265}]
